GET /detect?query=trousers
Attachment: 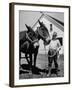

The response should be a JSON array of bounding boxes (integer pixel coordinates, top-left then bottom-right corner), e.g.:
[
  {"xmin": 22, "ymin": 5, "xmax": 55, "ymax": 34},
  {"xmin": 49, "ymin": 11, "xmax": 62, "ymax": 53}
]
[{"xmin": 48, "ymin": 50, "xmax": 58, "ymax": 69}]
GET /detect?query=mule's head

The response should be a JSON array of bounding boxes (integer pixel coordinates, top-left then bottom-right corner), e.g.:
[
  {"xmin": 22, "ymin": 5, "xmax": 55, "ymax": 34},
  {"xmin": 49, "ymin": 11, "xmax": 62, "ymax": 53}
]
[
  {"xmin": 37, "ymin": 20, "xmax": 50, "ymax": 44},
  {"xmin": 25, "ymin": 24, "xmax": 37, "ymax": 39},
  {"xmin": 25, "ymin": 24, "xmax": 39, "ymax": 48}
]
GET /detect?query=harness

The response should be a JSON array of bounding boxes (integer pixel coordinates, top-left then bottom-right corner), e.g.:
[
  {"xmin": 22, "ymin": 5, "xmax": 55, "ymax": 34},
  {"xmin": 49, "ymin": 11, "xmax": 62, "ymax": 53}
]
[
  {"xmin": 26, "ymin": 33, "xmax": 39, "ymax": 45},
  {"xmin": 26, "ymin": 33, "xmax": 33, "ymax": 43}
]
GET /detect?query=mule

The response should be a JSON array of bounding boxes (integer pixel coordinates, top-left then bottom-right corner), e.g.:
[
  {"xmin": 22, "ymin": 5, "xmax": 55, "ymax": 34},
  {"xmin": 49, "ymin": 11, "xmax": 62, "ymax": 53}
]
[
  {"xmin": 20, "ymin": 20, "xmax": 50, "ymax": 70},
  {"xmin": 20, "ymin": 24, "xmax": 39, "ymax": 69}
]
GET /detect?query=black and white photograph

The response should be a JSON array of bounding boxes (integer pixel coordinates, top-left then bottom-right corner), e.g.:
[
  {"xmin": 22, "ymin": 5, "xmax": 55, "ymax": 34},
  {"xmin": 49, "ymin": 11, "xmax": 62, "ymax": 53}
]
[
  {"xmin": 19, "ymin": 11, "xmax": 64, "ymax": 79},
  {"xmin": 9, "ymin": 3, "xmax": 70, "ymax": 87}
]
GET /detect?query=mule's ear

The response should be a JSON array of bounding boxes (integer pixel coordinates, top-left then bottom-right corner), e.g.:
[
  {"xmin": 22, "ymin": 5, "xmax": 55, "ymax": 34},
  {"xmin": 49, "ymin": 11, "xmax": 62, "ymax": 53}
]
[
  {"xmin": 38, "ymin": 20, "xmax": 43, "ymax": 27},
  {"xmin": 25, "ymin": 24, "xmax": 29, "ymax": 29},
  {"xmin": 38, "ymin": 20, "xmax": 41, "ymax": 25},
  {"xmin": 25, "ymin": 24, "xmax": 34, "ymax": 33},
  {"xmin": 25, "ymin": 24, "xmax": 29, "ymax": 32}
]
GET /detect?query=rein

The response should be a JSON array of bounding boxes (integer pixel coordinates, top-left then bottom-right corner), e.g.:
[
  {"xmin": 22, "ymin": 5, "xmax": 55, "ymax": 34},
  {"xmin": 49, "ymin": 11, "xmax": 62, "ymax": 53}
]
[
  {"xmin": 26, "ymin": 33, "xmax": 38, "ymax": 44},
  {"xmin": 48, "ymin": 48, "xmax": 61, "ymax": 57},
  {"xmin": 48, "ymin": 50, "xmax": 57, "ymax": 57}
]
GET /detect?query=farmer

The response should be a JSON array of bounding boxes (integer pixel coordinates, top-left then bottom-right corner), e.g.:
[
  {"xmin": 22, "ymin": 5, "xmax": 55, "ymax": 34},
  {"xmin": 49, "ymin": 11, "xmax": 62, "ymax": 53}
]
[{"xmin": 47, "ymin": 32, "xmax": 61, "ymax": 76}]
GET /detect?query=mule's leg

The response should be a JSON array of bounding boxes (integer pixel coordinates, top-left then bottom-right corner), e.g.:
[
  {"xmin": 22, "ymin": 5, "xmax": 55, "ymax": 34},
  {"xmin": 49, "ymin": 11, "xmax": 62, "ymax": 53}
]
[
  {"xmin": 25, "ymin": 53, "xmax": 30, "ymax": 65},
  {"xmin": 29, "ymin": 53, "xmax": 32, "ymax": 70},
  {"xmin": 19, "ymin": 51, "xmax": 21, "ymax": 69},
  {"xmin": 34, "ymin": 46, "xmax": 39, "ymax": 67}
]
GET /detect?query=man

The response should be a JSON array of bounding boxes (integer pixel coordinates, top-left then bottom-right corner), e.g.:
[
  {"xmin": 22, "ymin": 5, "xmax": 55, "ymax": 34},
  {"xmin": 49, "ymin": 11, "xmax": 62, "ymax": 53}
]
[{"xmin": 47, "ymin": 32, "xmax": 61, "ymax": 76}]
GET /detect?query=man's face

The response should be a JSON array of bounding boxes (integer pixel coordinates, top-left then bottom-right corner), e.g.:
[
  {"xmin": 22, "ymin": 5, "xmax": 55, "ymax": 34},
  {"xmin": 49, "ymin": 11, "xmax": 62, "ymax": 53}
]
[{"xmin": 53, "ymin": 34, "xmax": 57, "ymax": 39}]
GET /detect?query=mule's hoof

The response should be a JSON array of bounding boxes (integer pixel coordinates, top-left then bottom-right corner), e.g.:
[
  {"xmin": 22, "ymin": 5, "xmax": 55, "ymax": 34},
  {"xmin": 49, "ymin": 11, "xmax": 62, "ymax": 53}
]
[
  {"xmin": 47, "ymin": 73, "xmax": 51, "ymax": 77},
  {"xmin": 29, "ymin": 71, "xmax": 32, "ymax": 75},
  {"xmin": 57, "ymin": 69, "xmax": 60, "ymax": 72}
]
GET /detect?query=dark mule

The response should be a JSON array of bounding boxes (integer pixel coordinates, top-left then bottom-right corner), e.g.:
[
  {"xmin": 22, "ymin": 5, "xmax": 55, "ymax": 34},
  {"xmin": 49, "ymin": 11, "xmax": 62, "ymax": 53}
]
[
  {"xmin": 20, "ymin": 20, "xmax": 50, "ymax": 71},
  {"xmin": 33, "ymin": 20, "xmax": 50, "ymax": 66},
  {"xmin": 20, "ymin": 24, "xmax": 39, "ymax": 70},
  {"xmin": 35, "ymin": 20, "xmax": 50, "ymax": 45}
]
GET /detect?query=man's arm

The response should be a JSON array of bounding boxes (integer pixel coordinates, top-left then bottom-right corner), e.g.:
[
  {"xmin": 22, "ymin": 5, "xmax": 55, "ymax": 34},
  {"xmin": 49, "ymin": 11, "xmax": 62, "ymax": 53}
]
[{"xmin": 57, "ymin": 40, "xmax": 61, "ymax": 51}]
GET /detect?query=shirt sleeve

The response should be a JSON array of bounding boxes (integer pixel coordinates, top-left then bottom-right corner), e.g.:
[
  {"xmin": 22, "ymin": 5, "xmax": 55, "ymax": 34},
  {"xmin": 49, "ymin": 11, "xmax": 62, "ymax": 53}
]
[
  {"xmin": 57, "ymin": 40, "xmax": 61, "ymax": 51},
  {"xmin": 57, "ymin": 40, "xmax": 61, "ymax": 47}
]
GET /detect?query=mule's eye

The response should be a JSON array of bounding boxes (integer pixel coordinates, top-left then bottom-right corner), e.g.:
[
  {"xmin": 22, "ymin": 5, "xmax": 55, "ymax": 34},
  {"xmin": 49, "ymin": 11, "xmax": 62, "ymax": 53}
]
[
  {"xmin": 33, "ymin": 33, "xmax": 35, "ymax": 36},
  {"xmin": 29, "ymin": 32, "xmax": 32, "ymax": 37}
]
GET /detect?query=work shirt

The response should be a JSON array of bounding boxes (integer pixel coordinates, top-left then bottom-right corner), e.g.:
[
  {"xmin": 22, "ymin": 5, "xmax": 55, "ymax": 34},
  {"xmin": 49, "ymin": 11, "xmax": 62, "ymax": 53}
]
[
  {"xmin": 49, "ymin": 39, "xmax": 61, "ymax": 51},
  {"xmin": 48, "ymin": 39, "xmax": 61, "ymax": 57}
]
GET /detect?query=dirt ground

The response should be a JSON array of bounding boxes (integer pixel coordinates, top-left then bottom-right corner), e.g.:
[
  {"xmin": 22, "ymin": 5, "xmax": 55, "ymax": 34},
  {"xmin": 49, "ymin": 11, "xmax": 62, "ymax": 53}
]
[{"xmin": 19, "ymin": 53, "xmax": 64, "ymax": 79}]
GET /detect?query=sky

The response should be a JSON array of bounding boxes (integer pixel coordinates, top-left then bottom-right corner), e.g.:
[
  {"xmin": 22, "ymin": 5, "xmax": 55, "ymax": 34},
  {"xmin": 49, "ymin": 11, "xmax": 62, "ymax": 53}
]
[{"xmin": 19, "ymin": 11, "xmax": 64, "ymax": 32}]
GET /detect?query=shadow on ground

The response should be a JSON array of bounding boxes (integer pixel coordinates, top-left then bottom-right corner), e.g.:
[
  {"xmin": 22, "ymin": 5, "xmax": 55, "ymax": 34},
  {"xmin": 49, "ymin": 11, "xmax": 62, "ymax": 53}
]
[
  {"xmin": 20, "ymin": 64, "xmax": 48, "ymax": 75},
  {"xmin": 19, "ymin": 54, "xmax": 64, "ymax": 79}
]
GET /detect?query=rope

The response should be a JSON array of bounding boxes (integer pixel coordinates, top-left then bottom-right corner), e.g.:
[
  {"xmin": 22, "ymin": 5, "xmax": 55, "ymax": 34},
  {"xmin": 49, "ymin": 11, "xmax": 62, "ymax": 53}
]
[
  {"xmin": 48, "ymin": 48, "xmax": 61, "ymax": 57},
  {"xmin": 48, "ymin": 50, "xmax": 57, "ymax": 57}
]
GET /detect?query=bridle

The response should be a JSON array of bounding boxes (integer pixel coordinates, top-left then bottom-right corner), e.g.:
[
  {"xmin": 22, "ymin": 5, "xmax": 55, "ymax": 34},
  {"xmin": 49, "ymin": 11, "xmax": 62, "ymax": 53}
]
[{"xmin": 26, "ymin": 32, "xmax": 39, "ymax": 49}]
